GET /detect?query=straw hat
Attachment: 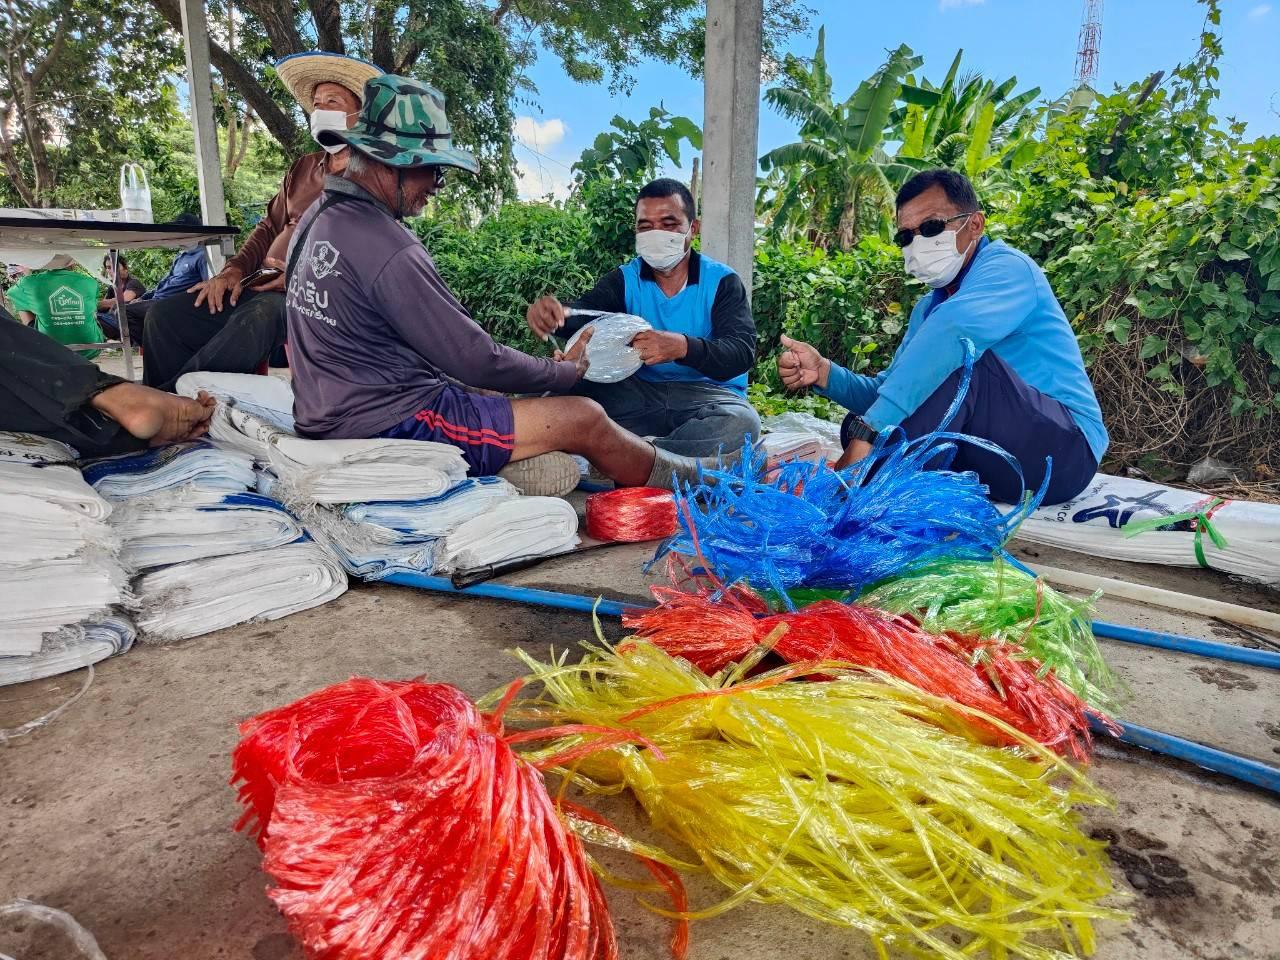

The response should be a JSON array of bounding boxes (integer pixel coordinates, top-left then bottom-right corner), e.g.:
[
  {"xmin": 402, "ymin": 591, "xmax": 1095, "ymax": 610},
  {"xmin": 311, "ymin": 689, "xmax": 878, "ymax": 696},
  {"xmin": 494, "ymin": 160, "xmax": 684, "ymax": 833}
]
[
  {"xmin": 317, "ymin": 74, "xmax": 478, "ymax": 174},
  {"xmin": 275, "ymin": 52, "xmax": 384, "ymax": 109}
]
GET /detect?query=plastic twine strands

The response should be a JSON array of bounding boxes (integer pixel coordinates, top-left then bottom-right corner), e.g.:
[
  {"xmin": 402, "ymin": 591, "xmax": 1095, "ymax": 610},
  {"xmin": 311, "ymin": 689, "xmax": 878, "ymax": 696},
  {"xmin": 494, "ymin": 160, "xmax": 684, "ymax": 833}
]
[
  {"xmin": 502, "ymin": 637, "xmax": 1126, "ymax": 960},
  {"xmin": 230, "ymin": 677, "xmax": 689, "ymax": 960},
  {"xmin": 625, "ymin": 584, "xmax": 1109, "ymax": 760},
  {"xmin": 655, "ymin": 341, "xmax": 1050, "ymax": 604},
  {"xmin": 860, "ymin": 559, "xmax": 1127, "ymax": 712},
  {"xmin": 585, "ymin": 487, "xmax": 678, "ymax": 543}
]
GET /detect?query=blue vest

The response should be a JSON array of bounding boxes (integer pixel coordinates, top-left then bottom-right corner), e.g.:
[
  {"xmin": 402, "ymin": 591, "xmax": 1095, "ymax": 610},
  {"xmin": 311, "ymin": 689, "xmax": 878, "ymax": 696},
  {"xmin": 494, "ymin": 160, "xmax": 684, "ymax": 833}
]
[{"xmin": 621, "ymin": 254, "xmax": 747, "ymax": 394}]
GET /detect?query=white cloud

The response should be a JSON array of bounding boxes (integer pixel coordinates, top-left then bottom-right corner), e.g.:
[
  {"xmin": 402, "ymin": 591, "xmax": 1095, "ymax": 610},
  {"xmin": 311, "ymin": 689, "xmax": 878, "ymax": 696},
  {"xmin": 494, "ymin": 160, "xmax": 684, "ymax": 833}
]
[
  {"xmin": 1248, "ymin": 3, "xmax": 1271, "ymax": 19},
  {"xmin": 512, "ymin": 115, "xmax": 573, "ymax": 201},
  {"xmin": 513, "ymin": 116, "xmax": 567, "ymax": 150},
  {"xmin": 939, "ymin": 0, "xmax": 985, "ymax": 10}
]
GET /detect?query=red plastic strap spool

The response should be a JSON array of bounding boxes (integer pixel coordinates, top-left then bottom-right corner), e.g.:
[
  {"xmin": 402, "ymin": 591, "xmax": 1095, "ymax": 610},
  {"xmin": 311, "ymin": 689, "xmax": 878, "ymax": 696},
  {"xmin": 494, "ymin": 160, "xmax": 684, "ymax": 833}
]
[
  {"xmin": 230, "ymin": 677, "xmax": 688, "ymax": 960},
  {"xmin": 586, "ymin": 487, "xmax": 678, "ymax": 542}
]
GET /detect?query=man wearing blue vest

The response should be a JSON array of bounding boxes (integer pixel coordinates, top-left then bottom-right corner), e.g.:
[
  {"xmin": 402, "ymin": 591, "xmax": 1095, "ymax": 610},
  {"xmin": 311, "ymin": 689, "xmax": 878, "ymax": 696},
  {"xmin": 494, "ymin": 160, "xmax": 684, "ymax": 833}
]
[
  {"xmin": 778, "ymin": 168, "xmax": 1107, "ymax": 505},
  {"xmin": 526, "ymin": 178, "xmax": 760, "ymax": 458}
]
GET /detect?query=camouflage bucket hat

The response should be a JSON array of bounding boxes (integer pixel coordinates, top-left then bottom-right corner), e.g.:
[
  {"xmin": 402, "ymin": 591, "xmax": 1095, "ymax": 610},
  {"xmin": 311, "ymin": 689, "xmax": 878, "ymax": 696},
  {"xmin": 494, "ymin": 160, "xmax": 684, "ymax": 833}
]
[{"xmin": 316, "ymin": 74, "xmax": 478, "ymax": 174}]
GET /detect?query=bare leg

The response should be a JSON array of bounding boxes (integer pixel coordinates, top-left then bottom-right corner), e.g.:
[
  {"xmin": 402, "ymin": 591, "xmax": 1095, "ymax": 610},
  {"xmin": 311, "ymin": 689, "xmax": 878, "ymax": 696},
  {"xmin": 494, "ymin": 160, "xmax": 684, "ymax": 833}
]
[
  {"xmin": 90, "ymin": 384, "xmax": 217, "ymax": 446},
  {"xmin": 511, "ymin": 396, "xmax": 656, "ymax": 487}
]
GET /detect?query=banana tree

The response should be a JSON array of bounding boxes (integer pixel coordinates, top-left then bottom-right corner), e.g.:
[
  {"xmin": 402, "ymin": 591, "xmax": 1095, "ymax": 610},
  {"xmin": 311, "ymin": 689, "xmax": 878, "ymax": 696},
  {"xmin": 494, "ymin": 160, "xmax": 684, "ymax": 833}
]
[
  {"xmin": 758, "ymin": 32, "xmax": 934, "ymax": 249},
  {"xmin": 891, "ymin": 50, "xmax": 1041, "ymax": 179}
]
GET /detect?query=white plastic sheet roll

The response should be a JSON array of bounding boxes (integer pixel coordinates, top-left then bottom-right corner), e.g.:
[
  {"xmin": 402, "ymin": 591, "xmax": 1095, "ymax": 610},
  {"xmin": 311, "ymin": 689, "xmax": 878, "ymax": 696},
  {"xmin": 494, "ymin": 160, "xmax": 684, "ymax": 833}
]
[
  {"xmin": 564, "ymin": 313, "xmax": 651, "ymax": 383},
  {"xmin": 134, "ymin": 541, "xmax": 347, "ymax": 642}
]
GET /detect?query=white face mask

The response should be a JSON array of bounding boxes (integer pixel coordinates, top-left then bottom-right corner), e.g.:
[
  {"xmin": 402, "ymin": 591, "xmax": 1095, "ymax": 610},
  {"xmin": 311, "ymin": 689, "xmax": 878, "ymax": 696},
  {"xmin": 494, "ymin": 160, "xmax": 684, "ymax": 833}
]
[
  {"xmin": 310, "ymin": 109, "xmax": 354, "ymax": 153},
  {"xmin": 902, "ymin": 215, "xmax": 975, "ymax": 288},
  {"xmin": 635, "ymin": 228, "xmax": 690, "ymax": 272}
]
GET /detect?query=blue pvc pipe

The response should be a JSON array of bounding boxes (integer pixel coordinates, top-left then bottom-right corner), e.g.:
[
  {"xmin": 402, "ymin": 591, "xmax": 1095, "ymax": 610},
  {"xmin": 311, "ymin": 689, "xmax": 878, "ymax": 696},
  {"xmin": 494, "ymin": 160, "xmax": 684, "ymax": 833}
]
[
  {"xmin": 382, "ymin": 572, "xmax": 643, "ymax": 618},
  {"xmin": 1091, "ymin": 715, "xmax": 1280, "ymax": 794},
  {"xmin": 1090, "ymin": 621, "xmax": 1280, "ymax": 670}
]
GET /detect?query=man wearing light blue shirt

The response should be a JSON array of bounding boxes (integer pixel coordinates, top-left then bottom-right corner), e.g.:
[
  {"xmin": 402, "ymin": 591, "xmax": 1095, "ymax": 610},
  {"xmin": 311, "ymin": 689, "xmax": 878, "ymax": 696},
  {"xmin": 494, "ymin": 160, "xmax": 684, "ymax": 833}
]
[{"xmin": 778, "ymin": 169, "xmax": 1106, "ymax": 504}]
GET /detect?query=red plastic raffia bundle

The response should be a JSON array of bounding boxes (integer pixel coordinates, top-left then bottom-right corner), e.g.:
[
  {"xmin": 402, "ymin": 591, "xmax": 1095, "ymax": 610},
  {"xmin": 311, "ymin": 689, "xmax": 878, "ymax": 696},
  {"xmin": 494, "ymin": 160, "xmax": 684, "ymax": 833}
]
[
  {"xmin": 585, "ymin": 487, "xmax": 678, "ymax": 542},
  {"xmin": 625, "ymin": 586, "xmax": 1106, "ymax": 760},
  {"xmin": 231, "ymin": 677, "xmax": 685, "ymax": 960}
]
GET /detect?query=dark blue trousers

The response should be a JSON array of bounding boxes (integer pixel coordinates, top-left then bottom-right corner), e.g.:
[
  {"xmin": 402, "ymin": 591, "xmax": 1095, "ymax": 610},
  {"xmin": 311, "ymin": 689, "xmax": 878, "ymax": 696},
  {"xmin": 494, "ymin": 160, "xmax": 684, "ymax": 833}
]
[{"xmin": 842, "ymin": 351, "xmax": 1097, "ymax": 505}]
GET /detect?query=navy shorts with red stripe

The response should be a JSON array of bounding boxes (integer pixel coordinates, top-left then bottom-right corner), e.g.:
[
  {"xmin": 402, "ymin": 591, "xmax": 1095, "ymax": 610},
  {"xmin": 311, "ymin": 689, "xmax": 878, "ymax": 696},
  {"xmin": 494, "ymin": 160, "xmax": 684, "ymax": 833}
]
[{"xmin": 377, "ymin": 384, "xmax": 515, "ymax": 476}]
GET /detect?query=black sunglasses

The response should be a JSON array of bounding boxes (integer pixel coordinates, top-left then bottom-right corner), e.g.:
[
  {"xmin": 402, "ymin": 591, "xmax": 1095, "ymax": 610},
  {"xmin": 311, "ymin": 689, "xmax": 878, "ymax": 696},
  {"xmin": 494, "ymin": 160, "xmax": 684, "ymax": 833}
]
[
  {"xmin": 432, "ymin": 166, "xmax": 447, "ymax": 188},
  {"xmin": 893, "ymin": 212, "xmax": 974, "ymax": 248}
]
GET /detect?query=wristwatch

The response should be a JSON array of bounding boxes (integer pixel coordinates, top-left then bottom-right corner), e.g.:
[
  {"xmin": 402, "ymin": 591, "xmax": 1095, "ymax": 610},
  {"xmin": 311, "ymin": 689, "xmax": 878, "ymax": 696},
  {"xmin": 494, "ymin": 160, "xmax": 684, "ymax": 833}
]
[{"xmin": 845, "ymin": 417, "xmax": 878, "ymax": 444}]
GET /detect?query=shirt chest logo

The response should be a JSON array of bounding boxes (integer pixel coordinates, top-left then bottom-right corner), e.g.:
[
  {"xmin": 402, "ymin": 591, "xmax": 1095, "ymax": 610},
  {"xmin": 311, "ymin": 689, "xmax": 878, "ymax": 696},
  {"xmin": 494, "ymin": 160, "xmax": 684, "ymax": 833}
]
[
  {"xmin": 310, "ymin": 240, "xmax": 341, "ymax": 279},
  {"xmin": 48, "ymin": 286, "xmax": 84, "ymax": 317}
]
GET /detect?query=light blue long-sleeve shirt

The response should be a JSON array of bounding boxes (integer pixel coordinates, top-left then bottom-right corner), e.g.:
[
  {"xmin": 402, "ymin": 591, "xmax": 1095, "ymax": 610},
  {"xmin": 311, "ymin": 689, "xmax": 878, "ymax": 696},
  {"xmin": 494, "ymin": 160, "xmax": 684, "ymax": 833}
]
[{"xmin": 817, "ymin": 238, "xmax": 1108, "ymax": 461}]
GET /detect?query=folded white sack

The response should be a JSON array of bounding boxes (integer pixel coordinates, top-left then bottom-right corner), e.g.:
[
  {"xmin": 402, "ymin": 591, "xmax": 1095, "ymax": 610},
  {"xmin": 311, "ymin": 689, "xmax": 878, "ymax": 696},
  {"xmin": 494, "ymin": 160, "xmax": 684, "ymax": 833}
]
[
  {"xmin": 440, "ymin": 496, "xmax": 579, "ymax": 572},
  {"xmin": 0, "ymin": 554, "xmax": 130, "ymax": 655},
  {"xmin": 0, "ymin": 460, "xmax": 112, "ymax": 521},
  {"xmin": 81, "ymin": 441, "xmax": 256, "ymax": 500},
  {"xmin": 268, "ymin": 435, "xmax": 467, "ymax": 504},
  {"xmin": 303, "ymin": 507, "xmax": 438, "ymax": 580},
  {"xmin": 0, "ymin": 431, "xmax": 79, "ymax": 466},
  {"xmin": 342, "ymin": 476, "xmax": 518, "ymax": 542},
  {"xmin": 0, "ymin": 614, "xmax": 136, "ymax": 687},
  {"xmin": 175, "ymin": 371, "xmax": 295, "ymax": 431},
  {"xmin": 112, "ymin": 489, "xmax": 305, "ymax": 570},
  {"xmin": 134, "ymin": 541, "xmax": 347, "ymax": 643},
  {"xmin": 1007, "ymin": 472, "xmax": 1280, "ymax": 586}
]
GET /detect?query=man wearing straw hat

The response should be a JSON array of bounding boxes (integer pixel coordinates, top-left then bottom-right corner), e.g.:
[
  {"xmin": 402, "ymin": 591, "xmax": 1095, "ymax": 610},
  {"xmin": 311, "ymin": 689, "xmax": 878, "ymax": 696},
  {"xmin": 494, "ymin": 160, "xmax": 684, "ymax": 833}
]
[
  {"xmin": 286, "ymin": 74, "xmax": 712, "ymax": 493},
  {"xmin": 142, "ymin": 52, "xmax": 382, "ymax": 391}
]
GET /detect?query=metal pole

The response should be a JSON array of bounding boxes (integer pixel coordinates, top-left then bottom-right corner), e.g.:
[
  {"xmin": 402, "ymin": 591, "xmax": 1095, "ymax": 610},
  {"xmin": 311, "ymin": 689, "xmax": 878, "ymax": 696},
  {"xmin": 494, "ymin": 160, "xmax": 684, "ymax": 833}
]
[
  {"xmin": 178, "ymin": 0, "xmax": 227, "ymax": 274},
  {"xmin": 700, "ymin": 0, "xmax": 763, "ymax": 297},
  {"xmin": 109, "ymin": 250, "xmax": 135, "ymax": 380}
]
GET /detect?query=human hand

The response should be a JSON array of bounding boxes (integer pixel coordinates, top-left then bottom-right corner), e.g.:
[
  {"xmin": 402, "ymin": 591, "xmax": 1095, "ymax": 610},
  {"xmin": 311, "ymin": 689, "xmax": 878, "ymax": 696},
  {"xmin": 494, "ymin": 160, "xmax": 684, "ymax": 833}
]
[
  {"xmin": 833, "ymin": 438, "xmax": 873, "ymax": 471},
  {"xmin": 253, "ymin": 257, "xmax": 288, "ymax": 292},
  {"xmin": 189, "ymin": 266, "xmax": 244, "ymax": 313},
  {"xmin": 630, "ymin": 329, "xmax": 687, "ymax": 365},
  {"xmin": 778, "ymin": 334, "xmax": 830, "ymax": 391},
  {"xmin": 527, "ymin": 295, "xmax": 566, "ymax": 340},
  {"xmin": 555, "ymin": 325, "xmax": 594, "ymax": 379}
]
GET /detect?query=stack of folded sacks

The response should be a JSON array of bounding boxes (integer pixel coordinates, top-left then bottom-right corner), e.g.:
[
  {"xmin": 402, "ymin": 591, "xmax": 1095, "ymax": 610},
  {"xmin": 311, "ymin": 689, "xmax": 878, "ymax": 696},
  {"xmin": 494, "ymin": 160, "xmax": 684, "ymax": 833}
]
[
  {"xmin": 133, "ymin": 542, "xmax": 347, "ymax": 642},
  {"xmin": 439, "ymin": 497, "xmax": 580, "ymax": 573},
  {"xmin": 178, "ymin": 374, "xmax": 584, "ymax": 580},
  {"xmin": 111, "ymin": 489, "xmax": 306, "ymax": 571},
  {"xmin": 0, "ymin": 433, "xmax": 133, "ymax": 684},
  {"xmin": 82, "ymin": 441, "xmax": 347, "ymax": 643}
]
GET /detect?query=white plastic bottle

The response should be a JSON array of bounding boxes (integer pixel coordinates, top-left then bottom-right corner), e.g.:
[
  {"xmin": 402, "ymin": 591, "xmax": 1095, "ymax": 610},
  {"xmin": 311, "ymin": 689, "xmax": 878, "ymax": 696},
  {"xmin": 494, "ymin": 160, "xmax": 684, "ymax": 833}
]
[{"xmin": 119, "ymin": 163, "xmax": 153, "ymax": 223}]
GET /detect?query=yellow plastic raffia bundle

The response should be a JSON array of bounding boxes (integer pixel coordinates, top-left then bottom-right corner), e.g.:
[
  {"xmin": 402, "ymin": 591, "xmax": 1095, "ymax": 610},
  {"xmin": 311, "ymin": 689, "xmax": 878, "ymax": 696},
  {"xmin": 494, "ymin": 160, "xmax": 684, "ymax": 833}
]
[{"xmin": 498, "ymin": 633, "xmax": 1126, "ymax": 960}]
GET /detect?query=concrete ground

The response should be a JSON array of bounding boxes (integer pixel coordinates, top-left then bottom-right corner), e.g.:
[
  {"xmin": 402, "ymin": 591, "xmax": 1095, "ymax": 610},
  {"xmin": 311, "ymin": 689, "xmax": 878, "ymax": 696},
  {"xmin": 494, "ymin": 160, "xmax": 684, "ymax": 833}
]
[{"xmin": 1, "ymin": 523, "xmax": 1278, "ymax": 959}]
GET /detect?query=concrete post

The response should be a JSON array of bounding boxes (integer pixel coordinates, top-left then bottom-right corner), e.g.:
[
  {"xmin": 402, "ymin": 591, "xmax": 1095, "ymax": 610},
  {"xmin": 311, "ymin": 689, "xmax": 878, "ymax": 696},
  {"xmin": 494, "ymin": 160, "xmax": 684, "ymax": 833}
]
[
  {"xmin": 178, "ymin": 0, "xmax": 228, "ymax": 272},
  {"xmin": 700, "ymin": 0, "xmax": 762, "ymax": 296}
]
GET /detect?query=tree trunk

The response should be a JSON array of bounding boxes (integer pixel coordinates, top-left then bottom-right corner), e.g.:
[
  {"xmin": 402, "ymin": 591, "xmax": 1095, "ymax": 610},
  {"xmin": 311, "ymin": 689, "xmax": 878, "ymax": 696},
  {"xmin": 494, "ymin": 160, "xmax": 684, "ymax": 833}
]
[
  {"xmin": 237, "ymin": 0, "xmax": 304, "ymax": 58},
  {"xmin": 689, "ymin": 157, "xmax": 700, "ymax": 214},
  {"xmin": 307, "ymin": 0, "xmax": 345, "ymax": 54}
]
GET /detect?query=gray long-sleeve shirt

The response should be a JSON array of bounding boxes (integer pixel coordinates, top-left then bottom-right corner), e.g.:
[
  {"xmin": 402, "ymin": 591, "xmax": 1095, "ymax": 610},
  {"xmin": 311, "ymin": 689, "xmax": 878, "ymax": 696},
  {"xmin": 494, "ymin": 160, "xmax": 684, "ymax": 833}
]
[{"xmin": 286, "ymin": 177, "xmax": 577, "ymax": 439}]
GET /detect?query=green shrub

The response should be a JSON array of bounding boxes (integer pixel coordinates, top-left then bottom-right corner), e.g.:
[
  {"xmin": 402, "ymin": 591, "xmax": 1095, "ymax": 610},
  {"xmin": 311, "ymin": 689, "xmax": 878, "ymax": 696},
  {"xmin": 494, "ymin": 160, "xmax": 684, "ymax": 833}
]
[{"xmin": 752, "ymin": 238, "xmax": 913, "ymax": 393}]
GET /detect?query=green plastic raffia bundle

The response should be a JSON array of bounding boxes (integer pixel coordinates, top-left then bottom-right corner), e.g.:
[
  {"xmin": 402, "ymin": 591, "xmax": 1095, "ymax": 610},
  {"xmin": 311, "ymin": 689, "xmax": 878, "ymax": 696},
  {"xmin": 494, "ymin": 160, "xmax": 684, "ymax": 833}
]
[{"xmin": 860, "ymin": 559, "xmax": 1126, "ymax": 711}]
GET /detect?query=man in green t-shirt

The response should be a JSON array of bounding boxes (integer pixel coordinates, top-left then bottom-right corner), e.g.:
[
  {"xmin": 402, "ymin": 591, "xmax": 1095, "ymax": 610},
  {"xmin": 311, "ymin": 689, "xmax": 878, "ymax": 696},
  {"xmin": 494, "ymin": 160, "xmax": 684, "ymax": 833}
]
[{"xmin": 8, "ymin": 266, "xmax": 103, "ymax": 358}]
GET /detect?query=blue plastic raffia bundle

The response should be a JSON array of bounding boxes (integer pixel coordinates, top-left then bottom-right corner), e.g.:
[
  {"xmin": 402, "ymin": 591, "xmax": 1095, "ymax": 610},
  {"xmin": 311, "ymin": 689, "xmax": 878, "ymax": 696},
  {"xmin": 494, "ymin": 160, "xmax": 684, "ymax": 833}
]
[{"xmin": 657, "ymin": 342, "xmax": 1048, "ymax": 603}]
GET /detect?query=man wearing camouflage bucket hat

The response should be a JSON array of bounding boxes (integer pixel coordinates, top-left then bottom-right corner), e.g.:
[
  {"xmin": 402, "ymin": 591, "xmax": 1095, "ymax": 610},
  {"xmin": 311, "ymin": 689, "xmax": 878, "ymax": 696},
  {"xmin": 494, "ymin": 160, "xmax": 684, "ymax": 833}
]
[
  {"xmin": 285, "ymin": 74, "xmax": 715, "ymax": 492},
  {"xmin": 142, "ymin": 52, "xmax": 383, "ymax": 391}
]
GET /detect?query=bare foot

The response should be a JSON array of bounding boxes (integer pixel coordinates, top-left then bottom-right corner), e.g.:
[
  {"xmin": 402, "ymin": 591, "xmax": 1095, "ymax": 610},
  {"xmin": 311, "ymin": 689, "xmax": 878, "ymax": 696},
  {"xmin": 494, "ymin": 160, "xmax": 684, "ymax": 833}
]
[{"xmin": 91, "ymin": 384, "xmax": 216, "ymax": 445}]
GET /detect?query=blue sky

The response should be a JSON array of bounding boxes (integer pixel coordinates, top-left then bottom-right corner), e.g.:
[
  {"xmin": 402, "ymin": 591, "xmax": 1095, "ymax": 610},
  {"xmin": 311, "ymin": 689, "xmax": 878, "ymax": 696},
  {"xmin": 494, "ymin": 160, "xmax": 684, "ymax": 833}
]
[{"xmin": 510, "ymin": 0, "xmax": 1279, "ymax": 198}]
